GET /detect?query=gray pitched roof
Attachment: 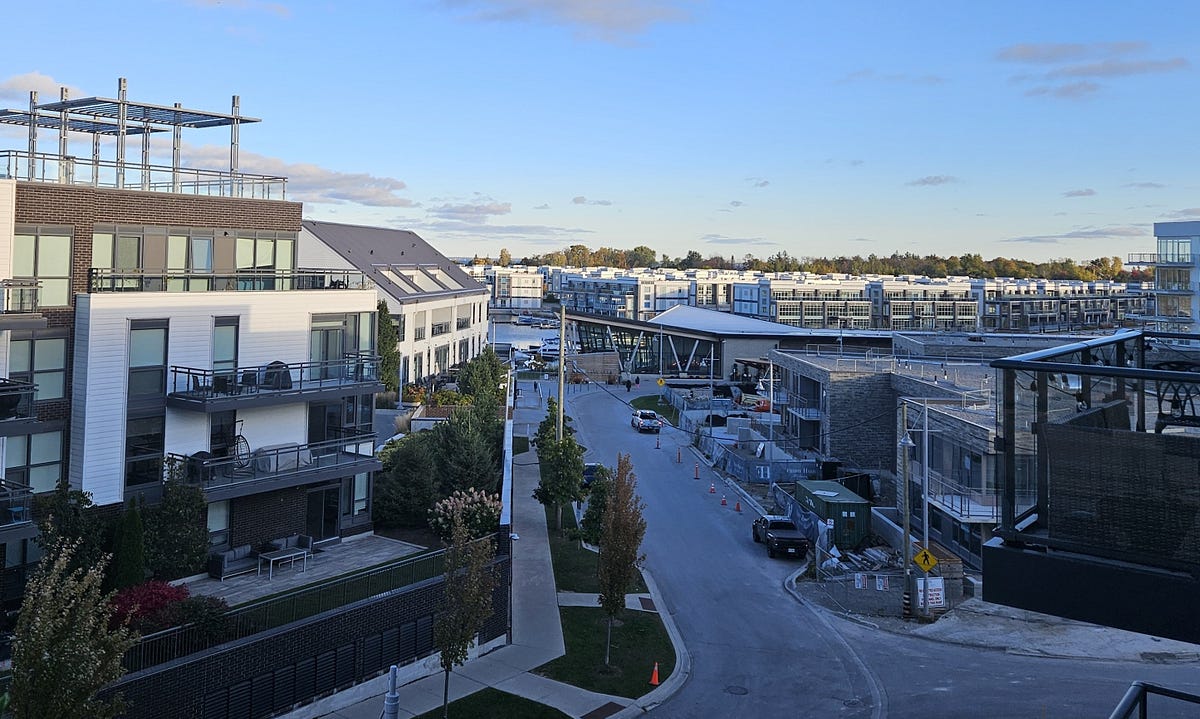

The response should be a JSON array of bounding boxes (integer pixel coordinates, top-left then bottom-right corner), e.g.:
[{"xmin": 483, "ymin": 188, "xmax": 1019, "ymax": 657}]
[{"xmin": 302, "ymin": 220, "xmax": 486, "ymax": 303}]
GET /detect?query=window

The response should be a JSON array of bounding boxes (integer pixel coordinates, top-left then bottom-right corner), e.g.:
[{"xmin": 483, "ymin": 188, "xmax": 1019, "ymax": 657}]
[
  {"xmin": 168, "ymin": 234, "xmax": 213, "ymax": 291},
  {"xmin": 207, "ymin": 500, "xmax": 229, "ymax": 548},
  {"xmin": 125, "ymin": 416, "xmax": 164, "ymax": 487},
  {"xmin": 9, "ymin": 335, "xmax": 67, "ymax": 401},
  {"xmin": 6, "ymin": 431, "xmax": 63, "ymax": 493},
  {"xmin": 213, "ymin": 317, "xmax": 239, "ymax": 375},
  {"xmin": 14, "ymin": 227, "xmax": 72, "ymax": 306},
  {"xmin": 129, "ymin": 325, "xmax": 168, "ymax": 399}
]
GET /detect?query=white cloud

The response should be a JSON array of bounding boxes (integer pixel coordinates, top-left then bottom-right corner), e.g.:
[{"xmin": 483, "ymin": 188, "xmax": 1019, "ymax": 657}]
[
  {"xmin": 189, "ymin": 0, "xmax": 292, "ymax": 17},
  {"xmin": 1000, "ymin": 224, "xmax": 1147, "ymax": 244},
  {"xmin": 181, "ymin": 144, "xmax": 414, "ymax": 207},
  {"xmin": 701, "ymin": 233, "xmax": 774, "ymax": 246},
  {"xmin": 428, "ymin": 201, "xmax": 512, "ymax": 221},
  {"xmin": 1062, "ymin": 188, "xmax": 1096, "ymax": 198},
  {"xmin": 440, "ymin": 0, "xmax": 692, "ymax": 42},
  {"xmin": 906, "ymin": 175, "xmax": 958, "ymax": 187},
  {"xmin": 571, "ymin": 195, "xmax": 613, "ymax": 206},
  {"xmin": 0, "ymin": 72, "xmax": 83, "ymax": 103}
]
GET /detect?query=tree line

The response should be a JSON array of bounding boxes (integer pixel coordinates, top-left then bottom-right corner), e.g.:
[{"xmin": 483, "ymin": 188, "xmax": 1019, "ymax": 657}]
[{"xmin": 478, "ymin": 245, "xmax": 1151, "ymax": 283}]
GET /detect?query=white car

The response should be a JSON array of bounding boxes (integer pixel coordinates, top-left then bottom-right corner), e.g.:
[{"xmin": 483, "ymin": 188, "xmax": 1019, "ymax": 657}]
[{"xmin": 631, "ymin": 410, "xmax": 663, "ymax": 433}]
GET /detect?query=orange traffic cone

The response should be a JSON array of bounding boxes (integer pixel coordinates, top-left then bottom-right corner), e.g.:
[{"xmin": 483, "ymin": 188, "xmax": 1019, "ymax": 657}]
[
  {"xmin": 734, "ymin": 501, "xmax": 742, "ymax": 513},
  {"xmin": 720, "ymin": 495, "xmax": 727, "ymax": 506},
  {"xmin": 709, "ymin": 482, "xmax": 715, "ymax": 494},
  {"xmin": 649, "ymin": 662, "xmax": 660, "ymax": 686}
]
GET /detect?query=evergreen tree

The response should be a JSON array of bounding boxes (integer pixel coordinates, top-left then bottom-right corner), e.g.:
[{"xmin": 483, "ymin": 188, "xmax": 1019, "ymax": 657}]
[
  {"xmin": 376, "ymin": 299, "xmax": 401, "ymax": 394},
  {"xmin": 109, "ymin": 503, "xmax": 145, "ymax": 591},
  {"xmin": 144, "ymin": 474, "xmax": 210, "ymax": 580}
]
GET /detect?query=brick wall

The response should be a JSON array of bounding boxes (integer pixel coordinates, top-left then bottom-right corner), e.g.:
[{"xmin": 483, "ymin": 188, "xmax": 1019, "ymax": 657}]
[
  {"xmin": 229, "ymin": 486, "xmax": 308, "ymax": 548},
  {"xmin": 104, "ymin": 555, "xmax": 512, "ymax": 719}
]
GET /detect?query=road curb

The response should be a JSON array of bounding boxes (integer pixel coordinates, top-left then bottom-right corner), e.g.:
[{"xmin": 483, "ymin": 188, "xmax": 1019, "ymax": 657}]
[{"xmin": 613, "ymin": 568, "xmax": 692, "ymax": 717}]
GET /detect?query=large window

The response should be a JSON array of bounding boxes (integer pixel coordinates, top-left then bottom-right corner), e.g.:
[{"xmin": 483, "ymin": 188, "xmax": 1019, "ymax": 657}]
[
  {"xmin": 167, "ymin": 233, "xmax": 213, "ymax": 291},
  {"xmin": 127, "ymin": 320, "xmax": 167, "ymax": 491},
  {"xmin": 9, "ymin": 335, "xmax": 67, "ymax": 401},
  {"xmin": 125, "ymin": 416, "xmax": 164, "ymax": 487},
  {"xmin": 129, "ymin": 324, "xmax": 168, "ymax": 399},
  {"xmin": 6, "ymin": 431, "xmax": 63, "ymax": 493},
  {"xmin": 14, "ymin": 227, "xmax": 72, "ymax": 306},
  {"xmin": 213, "ymin": 317, "xmax": 239, "ymax": 376},
  {"xmin": 207, "ymin": 500, "xmax": 229, "ymax": 548}
]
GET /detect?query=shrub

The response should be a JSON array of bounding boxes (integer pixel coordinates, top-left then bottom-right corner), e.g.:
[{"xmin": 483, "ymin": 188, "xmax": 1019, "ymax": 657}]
[
  {"xmin": 143, "ymin": 479, "xmax": 209, "ymax": 581},
  {"xmin": 171, "ymin": 595, "xmax": 231, "ymax": 645},
  {"xmin": 401, "ymin": 384, "xmax": 426, "ymax": 404},
  {"xmin": 429, "ymin": 489, "xmax": 502, "ymax": 542},
  {"xmin": 374, "ymin": 390, "xmax": 398, "ymax": 409},
  {"xmin": 109, "ymin": 503, "xmax": 145, "ymax": 591},
  {"xmin": 111, "ymin": 580, "xmax": 188, "ymax": 634}
]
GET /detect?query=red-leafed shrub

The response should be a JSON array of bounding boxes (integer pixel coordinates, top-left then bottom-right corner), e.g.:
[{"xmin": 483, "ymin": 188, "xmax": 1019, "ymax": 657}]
[{"xmin": 111, "ymin": 580, "xmax": 189, "ymax": 633}]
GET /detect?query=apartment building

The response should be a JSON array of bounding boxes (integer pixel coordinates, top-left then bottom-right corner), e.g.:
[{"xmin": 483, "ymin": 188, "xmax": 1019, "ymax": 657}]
[
  {"xmin": 1129, "ymin": 221, "xmax": 1200, "ymax": 334},
  {"xmin": 975, "ymin": 277, "xmax": 1147, "ymax": 333},
  {"xmin": 466, "ymin": 264, "xmax": 544, "ymax": 310},
  {"xmin": 298, "ymin": 221, "xmax": 489, "ymax": 386},
  {"xmin": 0, "ymin": 80, "xmax": 383, "ymax": 596}
]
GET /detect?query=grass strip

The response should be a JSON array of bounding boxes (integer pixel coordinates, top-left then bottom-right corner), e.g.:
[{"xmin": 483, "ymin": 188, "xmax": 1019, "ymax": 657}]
[
  {"xmin": 535, "ymin": 606, "xmax": 675, "ymax": 699},
  {"xmin": 411, "ymin": 687, "xmax": 569, "ymax": 719}
]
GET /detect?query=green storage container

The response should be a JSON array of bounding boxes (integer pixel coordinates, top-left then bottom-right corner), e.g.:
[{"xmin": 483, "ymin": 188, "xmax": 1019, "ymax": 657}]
[{"xmin": 795, "ymin": 480, "xmax": 871, "ymax": 549}]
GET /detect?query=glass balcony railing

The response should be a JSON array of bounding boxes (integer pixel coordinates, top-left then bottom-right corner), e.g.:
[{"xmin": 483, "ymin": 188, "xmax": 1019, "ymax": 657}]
[
  {"xmin": 168, "ymin": 353, "xmax": 380, "ymax": 401},
  {"xmin": 0, "ymin": 280, "xmax": 39, "ymax": 314},
  {"xmin": 88, "ymin": 268, "xmax": 373, "ymax": 293}
]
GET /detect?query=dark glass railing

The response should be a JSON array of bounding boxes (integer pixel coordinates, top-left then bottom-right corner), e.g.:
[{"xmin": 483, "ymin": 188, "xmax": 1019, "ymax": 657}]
[
  {"xmin": 0, "ymin": 481, "xmax": 32, "ymax": 529},
  {"xmin": 168, "ymin": 353, "xmax": 380, "ymax": 400},
  {"xmin": 0, "ymin": 280, "xmax": 39, "ymax": 314},
  {"xmin": 164, "ymin": 430, "xmax": 377, "ymax": 491},
  {"xmin": 88, "ymin": 268, "xmax": 373, "ymax": 293},
  {"xmin": 0, "ymin": 378, "xmax": 36, "ymax": 422}
]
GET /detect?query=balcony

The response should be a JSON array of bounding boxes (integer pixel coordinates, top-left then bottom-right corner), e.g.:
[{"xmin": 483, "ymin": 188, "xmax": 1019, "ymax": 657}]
[
  {"xmin": 0, "ymin": 481, "xmax": 34, "ymax": 534},
  {"xmin": 0, "ymin": 378, "xmax": 40, "ymax": 437},
  {"xmin": 1128, "ymin": 252, "xmax": 1195, "ymax": 266},
  {"xmin": 0, "ymin": 149, "xmax": 287, "ymax": 200},
  {"xmin": 89, "ymin": 268, "xmax": 373, "ymax": 293},
  {"xmin": 167, "ymin": 353, "xmax": 383, "ymax": 412},
  {"xmin": 166, "ymin": 430, "xmax": 381, "ymax": 501},
  {"xmin": 0, "ymin": 280, "xmax": 45, "ymax": 331}
]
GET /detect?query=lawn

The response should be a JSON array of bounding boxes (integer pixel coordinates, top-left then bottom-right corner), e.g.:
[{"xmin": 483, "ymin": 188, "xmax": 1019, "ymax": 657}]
[
  {"xmin": 535, "ymin": 607, "xmax": 676, "ymax": 699},
  {"xmin": 543, "ymin": 503, "xmax": 646, "ymax": 595},
  {"xmin": 412, "ymin": 687, "xmax": 569, "ymax": 719},
  {"xmin": 631, "ymin": 395, "xmax": 679, "ymax": 426}
]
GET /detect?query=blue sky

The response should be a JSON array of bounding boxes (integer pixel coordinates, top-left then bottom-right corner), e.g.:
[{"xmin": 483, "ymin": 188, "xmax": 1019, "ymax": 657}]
[{"xmin": 2, "ymin": 1, "xmax": 1196, "ymax": 264}]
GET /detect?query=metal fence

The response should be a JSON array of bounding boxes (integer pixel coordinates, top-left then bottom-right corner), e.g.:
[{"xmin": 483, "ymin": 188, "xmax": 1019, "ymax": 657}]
[
  {"xmin": 1109, "ymin": 681, "xmax": 1200, "ymax": 719},
  {"xmin": 122, "ymin": 539, "xmax": 489, "ymax": 673}
]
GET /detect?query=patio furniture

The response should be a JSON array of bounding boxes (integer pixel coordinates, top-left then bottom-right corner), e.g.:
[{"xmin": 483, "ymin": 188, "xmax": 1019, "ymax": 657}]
[
  {"xmin": 254, "ymin": 443, "xmax": 312, "ymax": 473},
  {"xmin": 1152, "ymin": 361, "xmax": 1200, "ymax": 433},
  {"xmin": 207, "ymin": 544, "xmax": 259, "ymax": 580},
  {"xmin": 257, "ymin": 546, "xmax": 308, "ymax": 579},
  {"xmin": 263, "ymin": 361, "xmax": 292, "ymax": 390},
  {"xmin": 268, "ymin": 533, "xmax": 314, "ymax": 556}
]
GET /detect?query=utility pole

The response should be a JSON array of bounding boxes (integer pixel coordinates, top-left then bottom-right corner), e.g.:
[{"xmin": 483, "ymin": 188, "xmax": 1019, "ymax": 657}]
[
  {"xmin": 899, "ymin": 404, "xmax": 914, "ymax": 620},
  {"xmin": 922, "ymin": 399, "xmax": 931, "ymax": 619},
  {"xmin": 556, "ymin": 303, "xmax": 565, "ymax": 440}
]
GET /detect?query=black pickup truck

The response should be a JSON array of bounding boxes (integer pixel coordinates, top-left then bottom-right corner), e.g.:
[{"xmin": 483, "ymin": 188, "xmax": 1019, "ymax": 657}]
[{"xmin": 752, "ymin": 515, "xmax": 810, "ymax": 559}]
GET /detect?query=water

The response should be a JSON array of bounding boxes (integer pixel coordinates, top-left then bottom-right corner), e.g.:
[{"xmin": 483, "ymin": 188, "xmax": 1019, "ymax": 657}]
[{"xmin": 489, "ymin": 322, "xmax": 560, "ymax": 351}]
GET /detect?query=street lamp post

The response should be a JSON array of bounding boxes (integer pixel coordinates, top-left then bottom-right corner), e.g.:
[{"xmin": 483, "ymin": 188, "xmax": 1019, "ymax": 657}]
[{"xmin": 898, "ymin": 406, "xmax": 915, "ymax": 620}]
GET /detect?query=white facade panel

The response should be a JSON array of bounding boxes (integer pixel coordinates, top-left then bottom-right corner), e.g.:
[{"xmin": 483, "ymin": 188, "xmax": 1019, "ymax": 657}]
[
  {"xmin": 296, "ymin": 228, "xmax": 355, "ymax": 272},
  {"xmin": 73, "ymin": 289, "xmax": 377, "ymax": 503},
  {"xmin": 0, "ymin": 180, "xmax": 14, "ymax": 284}
]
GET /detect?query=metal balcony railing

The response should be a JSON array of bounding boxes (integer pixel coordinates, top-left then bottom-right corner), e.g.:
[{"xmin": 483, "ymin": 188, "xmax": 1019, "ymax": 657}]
[
  {"xmin": 168, "ymin": 353, "xmax": 380, "ymax": 400},
  {"xmin": 0, "ymin": 280, "xmax": 39, "ymax": 314},
  {"xmin": 1109, "ymin": 681, "xmax": 1200, "ymax": 718},
  {"xmin": 0, "ymin": 149, "xmax": 287, "ymax": 200},
  {"xmin": 165, "ymin": 430, "xmax": 376, "ymax": 492},
  {"xmin": 0, "ymin": 378, "xmax": 37, "ymax": 423},
  {"xmin": 0, "ymin": 481, "xmax": 33, "ymax": 529},
  {"xmin": 1127, "ymin": 252, "xmax": 1196, "ymax": 266},
  {"xmin": 89, "ymin": 268, "xmax": 373, "ymax": 293}
]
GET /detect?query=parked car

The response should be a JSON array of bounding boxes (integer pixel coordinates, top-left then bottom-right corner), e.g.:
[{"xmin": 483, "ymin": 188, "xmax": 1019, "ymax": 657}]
[
  {"xmin": 583, "ymin": 463, "xmax": 605, "ymax": 487},
  {"xmin": 752, "ymin": 515, "xmax": 810, "ymax": 559},
  {"xmin": 631, "ymin": 409, "xmax": 663, "ymax": 433}
]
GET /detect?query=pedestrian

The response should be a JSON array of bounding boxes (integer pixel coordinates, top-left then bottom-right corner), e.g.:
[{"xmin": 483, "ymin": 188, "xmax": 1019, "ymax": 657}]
[
  {"xmin": 534, "ymin": 381, "xmax": 539, "ymax": 394},
  {"xmin": 625, "ymin": 379, "xmax": 632, "ymax": 392},
  {"xmin": 635, "ymin": 376, "xmax": 640, "ymax": 387}
]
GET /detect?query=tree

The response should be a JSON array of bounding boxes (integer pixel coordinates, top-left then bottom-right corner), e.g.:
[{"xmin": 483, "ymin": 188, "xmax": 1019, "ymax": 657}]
[
  {"xmin": 143, "ymin": 474, "xmax": 210, "ymax": 581},
  {"xmin": 10, "ymin": 539, "xmax": 138, "ymax": 719},
  {"xmin": 597, "ymin": 453, "xmax": 646, "ymax": 666},
  {"xmin": 625, "ymin": 245, "xmax": 656, "ymax": 268},
  {"xmin": 577, "ymin": 468, "xmax": 613, "ymax": 546},
  {"xmin": 457, "ymin": 347, "xmax": 505, "ymax": 400},
  {"xmin": 498, "ymin": 247, "xmax": 512, "ymax": 267},
  {"xmin": 34, "ymin": 480, "xmax": 106, "ymax": 574},
  {"xmin": 377, "ymin": 299, "xmax": 401, "ymax": 393},
  {"xmin": 437, "ymin": 401, "xmax": 502, "ymax": 495},
  {"xmin": 533, "ymin": 433, "xmax": 585, "ymax": 531},
  {"xmin": 434, "ymin": 516, "xmax": 497, "ymax": 719},
  {"xmin": 373, "ymin": 431, "xmax": 441, "ymax": 528},
  {"xmin": 429, "ymin": 488, "xmax": 502, "ymax": 542},
  {"xmin": 109, "ymin": 502, "xmax": 145, "ymax": 591}
]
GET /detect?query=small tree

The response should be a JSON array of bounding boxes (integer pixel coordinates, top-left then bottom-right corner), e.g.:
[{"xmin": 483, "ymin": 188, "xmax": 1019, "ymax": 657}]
[
  {"xmin": 377, "ymin": 299, "xmax": 401, "ymax": 393},
  {"xmin": 109, "ymin": 502, "xmax": 145, "ymax": 591},
  {"xmin": 144, "ymin": 470, "xmax": 210, "ymax": 580},
  {"xmin": 429, "ymin": 489, "xmax": 502, "ymax": 543},
  {"xmin": 578, "ymin": 468, "xmax": 613, "ymax": 546},
  {"xmin": 533, "ymin": 433, "xmax": 585, "ymax": 531},
  {"xmin": 34, "ymin": 480, "xmax": 105, "ymax": 574},
  {"xmin": 434, "ymin": 516, "xmax": 497, "ymax": 719},
  {"xmin": 373, "ymin": 431, "xmax": 440, "ymax": 528},
  {"xmin": 10, "ymin": 539, "xmax": 138, "ymax": 719},
  {"xmin": 597, "ymin": 454, "xmax": 647, "ymax": 666},
  {"xmin": 498, "ymin": 247, "xmax": 511, "ymax": 267}
]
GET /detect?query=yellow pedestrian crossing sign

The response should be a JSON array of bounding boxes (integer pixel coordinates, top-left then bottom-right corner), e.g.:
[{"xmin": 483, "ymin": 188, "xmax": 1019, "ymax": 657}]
[
  {"xmin": 656, "ymin": 377, "xmax": 665, "ymax": 387},
  {"xmin": 914, "ymin": 548, "xmax": 938, "ymax": 573}
]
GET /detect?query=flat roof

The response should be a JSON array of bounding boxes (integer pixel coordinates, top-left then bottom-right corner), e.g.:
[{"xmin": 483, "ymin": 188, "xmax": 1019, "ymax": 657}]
[{"xmin": 797, "ymin": 479, "xmax": 868, "ymax": 503}]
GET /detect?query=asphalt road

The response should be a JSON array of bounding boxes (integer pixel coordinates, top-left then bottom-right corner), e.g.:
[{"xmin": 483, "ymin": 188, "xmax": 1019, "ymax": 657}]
[{"xmin": 561, "ymin": 382, "xmax": 1200, "ymax": 719}]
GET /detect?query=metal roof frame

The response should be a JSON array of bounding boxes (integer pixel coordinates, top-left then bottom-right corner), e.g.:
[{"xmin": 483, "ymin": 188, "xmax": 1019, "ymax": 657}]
[
  {"xmin": 33, "ymin": 97, "xmax": 260, "ymax": 129},
  {"xmin": 0, "ymin": 110, "xmax": 166, "ymax": 136}
]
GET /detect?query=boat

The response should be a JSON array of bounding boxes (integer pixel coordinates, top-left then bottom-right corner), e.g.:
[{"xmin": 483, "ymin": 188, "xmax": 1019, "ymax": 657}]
[{"xmin": 517, "ymin": 315, "xmax": 536, "ymax": 326}]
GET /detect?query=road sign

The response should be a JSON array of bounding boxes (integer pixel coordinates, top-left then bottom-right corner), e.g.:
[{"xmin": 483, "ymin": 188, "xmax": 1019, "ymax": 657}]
[
  {"xmin": 914, "ymin": 548, "xmax": 938, "ymax": 573},
  {"xmin": 656, "ymin": 377, "xmax": 665, "ymax": 387}
]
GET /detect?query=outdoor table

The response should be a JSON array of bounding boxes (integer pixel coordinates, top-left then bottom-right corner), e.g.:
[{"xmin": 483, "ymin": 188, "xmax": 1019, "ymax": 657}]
[{"xmin": 257, "ymin": 547, "xmax": 308, "ymax": 579}]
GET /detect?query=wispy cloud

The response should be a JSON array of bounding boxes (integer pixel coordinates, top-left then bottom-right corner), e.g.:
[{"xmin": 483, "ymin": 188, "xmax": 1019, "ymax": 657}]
[
  {"xmin": 1167, "ymin": 208, "xmax": 1200, "ymax": 218},
  {"xmin": 1000, "ymin": 224, "xmax": 1147, "ymax": 244},
  {"xmin": 840, "ymin": 68, "xmax": 946, "ymax": 85},
  {"xmin": 189, "ymin": 0, "xmax": 291, "ymax": 18},
  {"xmin": 746, "ymin": 177, "xmax": 770, "ymax": 188},
  {"xmin": 701, "ymin": 233, "xmax": 775, "ymax": 246},
  {"xmin": 1125, "ymin": 181, "xmax": 1165, "ymax": 189},
  {"xmin": 572, "ymin": 195, "xmax": 613, "ymax": 206},
  {"xmin": 728, "ymin": 200, "xmax": 743, "ymax": 207},
  {"xmin": 182, "ymin": 144, "xmax": 414, "ymax": 207},
  {"xmin": 0, "ymin": 72, "xmax": 83, "ymax": 102},
  {"xmin": 1063, "ymin": 188, "xmax": 1096, "ymax": 198},
  {"xmin": 427, "ymin": 200, "xmax": 512, "ymax": 221},
  {"xmin": 999, "ymin": 41, "xmax": 1187, "ymax": 100},
  {"xmin": 906, "ymin": 175, "xmax": 958, "ymax": 187},
  {"xmin": 533, "ymin": 203, "xmax": 551, "ymax": 210},
  {"xmin": 439, "ymin": 0, "xmax": 692, "ymax": 43}
]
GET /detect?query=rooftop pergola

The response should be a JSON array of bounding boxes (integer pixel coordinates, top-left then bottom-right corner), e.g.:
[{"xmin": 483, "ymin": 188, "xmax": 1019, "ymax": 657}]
[{"xmin": 0, "ymin": 78, "xmax": 283, "ymax": 198}]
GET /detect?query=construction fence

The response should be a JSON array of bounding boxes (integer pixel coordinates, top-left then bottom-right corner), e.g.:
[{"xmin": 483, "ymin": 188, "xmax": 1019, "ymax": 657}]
[{"xmin": 811, "ymin": 542, "xmax": 965, "ymax": 619}]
